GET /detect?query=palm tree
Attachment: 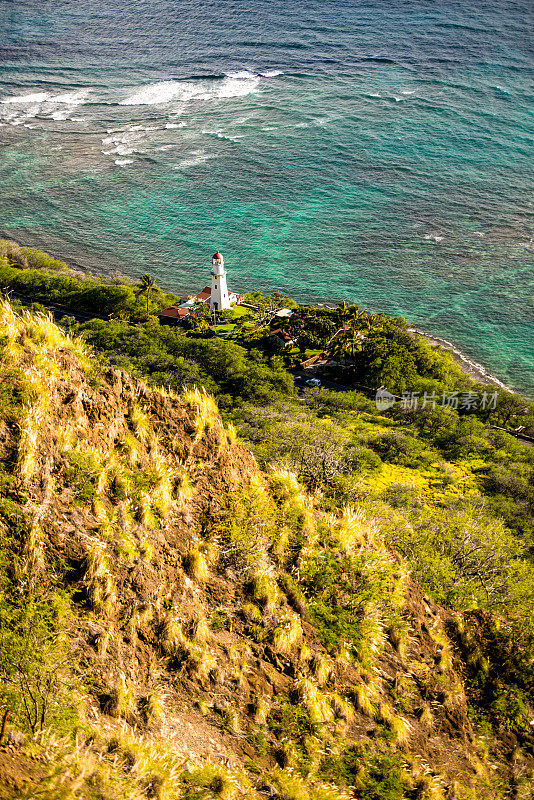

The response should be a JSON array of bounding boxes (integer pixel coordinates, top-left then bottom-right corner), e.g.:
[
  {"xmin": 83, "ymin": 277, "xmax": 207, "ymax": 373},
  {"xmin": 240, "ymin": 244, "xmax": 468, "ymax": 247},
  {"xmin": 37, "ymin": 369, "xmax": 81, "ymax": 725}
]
[
  {"xmin": 135, "ymin": 274, "xmax": 157, "ymax": 316},
  {"xmin": 328, "ymin": 329, "xmax": 350, "ymax": 362},
  {"xmin": 338, "ymin": 300, "xmax": 349, "ymax": 328}
]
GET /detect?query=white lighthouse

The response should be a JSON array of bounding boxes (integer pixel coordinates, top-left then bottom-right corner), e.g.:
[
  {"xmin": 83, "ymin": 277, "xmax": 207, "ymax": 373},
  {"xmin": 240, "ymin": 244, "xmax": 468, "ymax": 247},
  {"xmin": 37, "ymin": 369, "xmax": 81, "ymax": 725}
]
[{"xmin": 210, "ymin": 249, "xmax": 231, "ymax": 311}]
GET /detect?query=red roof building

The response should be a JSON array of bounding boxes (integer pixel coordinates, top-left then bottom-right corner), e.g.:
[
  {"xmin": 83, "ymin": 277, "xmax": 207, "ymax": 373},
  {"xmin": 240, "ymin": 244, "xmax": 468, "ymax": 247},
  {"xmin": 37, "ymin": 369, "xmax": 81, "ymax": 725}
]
[
  {"xmin": 157, "ymin": 306, "xmax": 191, "ymax": 325},
  {"xmin": 195, "ymin": 286, "xmax": 212, "ymax": 302}
]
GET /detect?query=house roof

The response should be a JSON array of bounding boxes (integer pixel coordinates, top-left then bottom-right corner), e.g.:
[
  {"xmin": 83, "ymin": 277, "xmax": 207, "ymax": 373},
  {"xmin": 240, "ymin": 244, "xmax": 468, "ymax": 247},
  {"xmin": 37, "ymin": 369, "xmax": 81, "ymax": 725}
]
[
  {"xmin": 195, "ymin": 286, "xmax": 212, "ymax": 302},
  {"xmin": 275, "ymin": 308, "xmax": 293, "ymax": 318},
  {"xmin": 270, "ymin": 328, "xmax": 294, "ymax": 342},
  {"xmin": 158, "ymin": 306, "xmax": 190, "ymax": 318}
]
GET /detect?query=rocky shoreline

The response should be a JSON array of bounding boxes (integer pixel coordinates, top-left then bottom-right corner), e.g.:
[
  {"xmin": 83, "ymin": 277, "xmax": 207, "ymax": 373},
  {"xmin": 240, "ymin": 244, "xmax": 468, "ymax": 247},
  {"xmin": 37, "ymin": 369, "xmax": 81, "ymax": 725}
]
[{"xmin": 408, "ymin": 327, "xmax": 511, "ymax": 391}]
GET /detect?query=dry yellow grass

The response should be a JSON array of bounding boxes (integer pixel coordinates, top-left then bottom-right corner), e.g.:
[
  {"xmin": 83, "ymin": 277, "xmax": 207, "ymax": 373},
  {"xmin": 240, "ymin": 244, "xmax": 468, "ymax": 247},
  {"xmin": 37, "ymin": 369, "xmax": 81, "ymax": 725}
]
[
  {"xmin": 252, "ymin": 572, "xmax": 280, "ymax": 613},
  {"xmin": 187, "ymin": 545, "xmax": 209, "ymax": 583},
  {"xmin": 85, "ymin": 545, "xmax": 117, "ymax": 616},
  {"xmin": 181, "ymin": 387, "xmax": 219, "ymax": 440},
  {"xmin": 130, "ymin": 402, "xmax": 151, "ymax": 442},
  {"xmin": 272, "ymin": 611, "xmax": 303, "ymax": 653},
  {"xmin": 23, "ymin": 522, "xmax": 45, "ymax": 575},
  {"xmin": 295, "ymin": 677, "xmax": 334, "ymax": 727},
  {"xmin": 162, "ymin": 614, "xmax": 185, "ymax": 656},
  {"xmin": 17, "ymin": 402, "xmax": 44, "ymax": 483},
  {"xmin": 176, "ymin": 469, "xmax": 194, "ymax": 509},
  {"xmin": 330, "ymin": 693, "xmax": 354, "ymax": 722},
  {"xmin": 253, "ymin": 696, "xmax": 270, "ymax": 725},
  {"xmin": 0, "ymin": 300, "xmax": 89, "ymax": 366}
]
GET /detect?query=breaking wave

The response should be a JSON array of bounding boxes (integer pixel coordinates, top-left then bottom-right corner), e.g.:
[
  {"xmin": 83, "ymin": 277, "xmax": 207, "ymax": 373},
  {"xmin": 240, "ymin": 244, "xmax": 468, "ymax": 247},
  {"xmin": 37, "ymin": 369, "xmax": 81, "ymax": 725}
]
[
  {"xmin": 119, "ymin": 71, "xmax": 261, "ymax": 106},
  {"xmin": 1, "ymin": 90, "xmax": 88, "ymax": 105}
]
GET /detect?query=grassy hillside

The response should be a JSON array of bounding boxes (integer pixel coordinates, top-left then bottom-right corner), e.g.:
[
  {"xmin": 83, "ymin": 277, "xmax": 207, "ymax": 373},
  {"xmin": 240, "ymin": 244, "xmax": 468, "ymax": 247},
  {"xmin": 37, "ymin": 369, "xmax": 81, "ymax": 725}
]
[{"xmin": 0, "ymin": 301, "xmax": 532, "ymax": 800}]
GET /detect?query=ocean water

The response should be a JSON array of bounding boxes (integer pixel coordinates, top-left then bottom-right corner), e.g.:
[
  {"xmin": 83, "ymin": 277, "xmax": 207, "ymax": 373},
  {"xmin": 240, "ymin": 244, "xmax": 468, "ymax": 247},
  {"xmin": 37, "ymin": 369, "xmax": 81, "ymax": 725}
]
[{"xmin": 0, "ymin": 0, "xmax": 533, "ymax": 395}]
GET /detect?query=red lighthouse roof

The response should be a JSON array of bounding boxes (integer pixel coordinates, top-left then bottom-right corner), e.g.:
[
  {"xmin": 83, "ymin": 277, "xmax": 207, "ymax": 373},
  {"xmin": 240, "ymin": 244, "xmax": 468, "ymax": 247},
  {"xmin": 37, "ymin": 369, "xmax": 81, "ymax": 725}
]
[{"xmin": 213, "ymin": 250, "xmax": 222, "ymax": 260}]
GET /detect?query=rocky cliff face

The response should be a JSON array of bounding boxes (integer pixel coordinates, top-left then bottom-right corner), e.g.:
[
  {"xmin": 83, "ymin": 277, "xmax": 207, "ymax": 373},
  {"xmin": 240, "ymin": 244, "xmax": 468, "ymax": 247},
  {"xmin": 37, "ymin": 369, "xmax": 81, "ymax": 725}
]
[{"xmin": 0, "ymin": 302, "xmax": 531, "ymax": 800}]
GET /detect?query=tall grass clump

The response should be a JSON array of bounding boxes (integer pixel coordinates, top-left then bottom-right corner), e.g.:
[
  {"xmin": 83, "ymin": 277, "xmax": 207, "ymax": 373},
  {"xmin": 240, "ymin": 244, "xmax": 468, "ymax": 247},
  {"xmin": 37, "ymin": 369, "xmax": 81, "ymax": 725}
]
[
  {"xmin": 145, "ymin": 690, "xmax": 165, "ymax": 725},
  {"xmin": 17, "ymin": 401, "xmax": 44, "ymax": 483},
  {"xmin": 186, "ymin": 544, "xmax": 209, "ymax": 583},
  {"xmin": 22, "ymin": 522, "xmax": 45, "ymax": 577},
  {"xmin": 85, "ymin": 545, "xmax": 116, "ymax": 616},
  {"xmin": 130, "ymin": 402, "xmax": 151, "ymax": 442},
  {"xmin": 181, "ymin": 387, "xmax": 219, "ymax": 440},
  {"xmin": 354, "ymin": 681, "xmax": 378, "ymax": 719},
  {"xmin": 0, "ymin": 300, "xmax": 89, "ymax": 365},
  {"xmin": 176, "ymin": 469, "xmax": 194, "ymax": 509},
  {"xmin": 122, "ymin": 432, "xmax": 141, "ymax": 467},
  {"xmin": 333, "ymin": 506, "xmax": 370, "ymax": 553},
  {"xmin": 110, "ymin": 672, "xmax": 137, "ymax": 721},
  {"xmin": 138, "ymin": 491, "xmax": 159, "ymax": 530},
  {"xmin": 151, "ymin": 473, "xmax": 173, "ymax": 519},
  {"xmin": 225, "ymin": 422, "xmax": 237, "ymax": 444},
  {"xmin": 252, "ymin": 572, "xmax": 280, "ymax": 613},
  {"xmin": 312, "ymin": 655, "xmax": 331, "ymax": 687},
  {"xmin": 162, "ymin": 613, "xmax": 185, "ymax": 656},
  {"xmin": 272, "ymin": 611, "xmax": 303, "ymax": 653},
  {"xmin": 295, "ymin": 677, "xmax": 334, "ymax": 728}
]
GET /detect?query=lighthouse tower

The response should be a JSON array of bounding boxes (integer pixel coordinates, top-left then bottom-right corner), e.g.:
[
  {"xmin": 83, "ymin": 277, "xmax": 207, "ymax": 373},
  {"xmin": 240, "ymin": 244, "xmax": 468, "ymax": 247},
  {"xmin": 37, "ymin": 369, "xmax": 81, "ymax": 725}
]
[{"xmin": 210, "ymin": 250, "xmax": 231, "ymax": 311}]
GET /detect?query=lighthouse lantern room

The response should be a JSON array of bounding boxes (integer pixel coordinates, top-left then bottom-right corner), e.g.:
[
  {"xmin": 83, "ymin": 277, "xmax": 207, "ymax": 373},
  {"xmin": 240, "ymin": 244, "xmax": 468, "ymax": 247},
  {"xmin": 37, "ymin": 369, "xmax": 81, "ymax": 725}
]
[{"xmin": 210, "ymin": 250, "xmax": 231, "ymax": 311}]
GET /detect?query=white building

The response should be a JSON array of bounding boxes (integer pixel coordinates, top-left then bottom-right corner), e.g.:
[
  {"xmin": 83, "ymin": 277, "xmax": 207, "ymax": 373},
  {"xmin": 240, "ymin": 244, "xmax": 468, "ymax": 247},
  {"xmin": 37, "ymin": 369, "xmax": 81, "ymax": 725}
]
[
  {"xmin": 209, "ymin": 250, "xmax": 241, "ymax": 310},
  {"xmin": 210, "ymin": 250, "xmax": 231, "ymax": 311}
]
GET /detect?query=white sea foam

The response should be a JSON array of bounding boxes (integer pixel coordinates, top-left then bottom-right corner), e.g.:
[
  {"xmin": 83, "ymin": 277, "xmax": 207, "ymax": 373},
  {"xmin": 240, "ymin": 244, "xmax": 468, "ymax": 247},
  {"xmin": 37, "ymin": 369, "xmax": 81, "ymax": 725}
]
[
  {"xmin": 1, "ymin": 92, "xmax": 50, "ymax": 104},
  {"xmin": 115, "ymin": 158, "xmax": 134, "ymax": 166},
  {"xmin": 401, "ymin": 90, "xmax": 415, "ymax": 95},
  {"xmin": 120, "ymin": 72, "xmax": 260, "ymax": 106},
  {"xmin": 115, "ymin": 145, "xmax": 135, "ymax": 156},
  {"xmin": 201, "ymin": 128, "xmax": 245, "ymax": 142},
  {"xmin": 100, "ymin": 123, "xmax": 161, "ymax": 161},
  {"xmin": 165, "ymin": 122, "xmax": 187, "ymax": 129},
  {"xmin": 225, "ymin": 70, "xmax": 256, "ymax": 79},
  {"xmin": 120, "ymin": 82, "xmax": 182, "ymax": 105},
  {"xmin": 0, "ymin": 89, "xmax": 89, "ymax": 127},
  {"xmin": 260, "ymin": 69, "xmax": 283, "ymax": 77},
  {"xmin": 1, "ymin": 90, "xmax": 87, "ymax": 105},
  {"xmin": 174, "ymin": 149, "xmax": 215, "ymax": 169},
  {"xmin": 216, "ymin": 73, "xmax": 260, "ymax": 98},
  {"xmin": 53, "ymin": 91, "xmax": 88, "ymax": 105}
]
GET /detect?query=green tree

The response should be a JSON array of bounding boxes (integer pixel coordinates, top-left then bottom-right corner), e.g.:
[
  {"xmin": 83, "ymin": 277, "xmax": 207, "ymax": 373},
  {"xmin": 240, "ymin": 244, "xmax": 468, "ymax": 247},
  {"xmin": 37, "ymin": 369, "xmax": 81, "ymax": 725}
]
[
  {"xmin": 135, "ymin": 273, "xmax": 158, "ymax": 316},
  {"xmin": 188, "ymin": 300, "xmax": 211, "ymax": 332},
  {"xmin": 0, "ymin": 588, "xmax": 79, "ymax": 734}
]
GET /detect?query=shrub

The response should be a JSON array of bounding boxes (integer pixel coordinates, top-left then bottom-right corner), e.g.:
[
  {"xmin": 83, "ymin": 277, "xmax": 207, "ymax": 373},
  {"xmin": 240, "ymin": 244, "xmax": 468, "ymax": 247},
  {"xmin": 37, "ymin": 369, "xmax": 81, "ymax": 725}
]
[{"xmin": 0, "ymin": 587, "xmax": 81, "ymax": 735}]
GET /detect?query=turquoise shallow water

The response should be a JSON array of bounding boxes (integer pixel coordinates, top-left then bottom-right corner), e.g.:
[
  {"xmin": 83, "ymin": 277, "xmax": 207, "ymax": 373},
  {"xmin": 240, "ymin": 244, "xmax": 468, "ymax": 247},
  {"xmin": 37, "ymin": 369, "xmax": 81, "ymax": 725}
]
[{"xmin": 0, "ymin": 1, "xmax": 533, "ymax": 395}]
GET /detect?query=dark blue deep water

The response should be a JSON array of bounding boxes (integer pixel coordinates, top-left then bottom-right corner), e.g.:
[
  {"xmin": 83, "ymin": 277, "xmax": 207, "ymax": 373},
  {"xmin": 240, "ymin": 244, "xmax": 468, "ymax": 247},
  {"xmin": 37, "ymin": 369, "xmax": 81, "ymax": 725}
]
[{"xmin": 0, "ymin": 1, "xmax": 533, "ymax": 394}]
